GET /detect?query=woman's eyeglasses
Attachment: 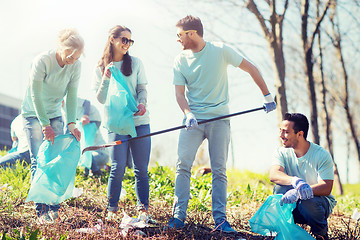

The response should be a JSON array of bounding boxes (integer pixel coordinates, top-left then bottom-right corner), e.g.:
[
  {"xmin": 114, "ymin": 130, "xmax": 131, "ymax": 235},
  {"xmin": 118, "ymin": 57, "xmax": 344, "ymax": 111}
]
[{"xmin": 119, "ymin": 37, "xmax": 134, "ymax": 46}]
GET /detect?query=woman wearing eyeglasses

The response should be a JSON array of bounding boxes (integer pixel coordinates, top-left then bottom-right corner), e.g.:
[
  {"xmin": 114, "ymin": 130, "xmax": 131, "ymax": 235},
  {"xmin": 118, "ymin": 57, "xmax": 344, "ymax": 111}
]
[
  {"xmin": 92, "ymin": 25, "xmax": 151, "ymax": 222},
  {"xmin": 21, "ymin": 28, "xmax": 84, "ymax": 224}
]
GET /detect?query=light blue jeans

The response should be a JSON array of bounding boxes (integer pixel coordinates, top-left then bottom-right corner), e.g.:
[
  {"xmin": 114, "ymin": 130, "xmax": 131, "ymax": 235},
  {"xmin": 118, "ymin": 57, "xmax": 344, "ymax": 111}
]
[
  {"xmin": 173, "ymin": 120, "xmax": 230, "ymax": 225},
  {"xmin": 23, "ymin": 116, "xmax": 64, "ymax": 216},
  {"xmin": 274, "ymin": 185, "xmax": 331, "ymax": 236},
  {"xmin": 107, "ymin": 124, "xmax": 151, "ymax": 212},
  {"xmin": 0, "ymin": 151, "xmax": 30, "ymax": 169}
]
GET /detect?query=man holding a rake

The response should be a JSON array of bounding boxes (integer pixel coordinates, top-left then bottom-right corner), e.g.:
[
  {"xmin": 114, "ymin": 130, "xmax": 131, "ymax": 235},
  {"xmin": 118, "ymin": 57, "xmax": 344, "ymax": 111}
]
[{"xmin": 166, "ymin": 15, "xmax": 276, "ymax": 232}]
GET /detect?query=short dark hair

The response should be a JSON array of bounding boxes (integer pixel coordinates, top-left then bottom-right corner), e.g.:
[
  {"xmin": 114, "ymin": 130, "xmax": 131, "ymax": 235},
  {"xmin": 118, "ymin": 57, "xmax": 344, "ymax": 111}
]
[
  {"xmin": 283, "ymin": 113, "xmax": 309, "ymax": 139},
  {"xmin": 176, "ymin": 15, "xmax": 204, "ymax": 37}
]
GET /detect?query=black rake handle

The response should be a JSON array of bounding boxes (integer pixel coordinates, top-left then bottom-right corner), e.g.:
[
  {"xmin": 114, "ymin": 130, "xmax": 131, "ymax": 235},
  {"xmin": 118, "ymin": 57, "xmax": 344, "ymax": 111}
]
[{"xmin": 81, "ymin": 106, "xmax": 265, "ymax": 154}]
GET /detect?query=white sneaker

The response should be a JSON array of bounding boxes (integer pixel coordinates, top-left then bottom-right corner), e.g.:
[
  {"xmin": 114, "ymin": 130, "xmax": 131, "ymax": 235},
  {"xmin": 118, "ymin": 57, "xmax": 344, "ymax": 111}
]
[
  {"xmin": 49, "ymin": 210, "xmax": 59, "ymax": 221},
  {"xmin": 37, "ymin": 213, "xmax": 54, "ymax": 225}
]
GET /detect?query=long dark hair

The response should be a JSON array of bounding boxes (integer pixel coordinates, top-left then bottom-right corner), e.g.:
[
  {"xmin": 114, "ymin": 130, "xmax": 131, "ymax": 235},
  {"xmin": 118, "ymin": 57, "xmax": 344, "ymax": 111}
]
[{"xmin": 98, "ymin": 25, "xmax": 132, "ymax": 76}]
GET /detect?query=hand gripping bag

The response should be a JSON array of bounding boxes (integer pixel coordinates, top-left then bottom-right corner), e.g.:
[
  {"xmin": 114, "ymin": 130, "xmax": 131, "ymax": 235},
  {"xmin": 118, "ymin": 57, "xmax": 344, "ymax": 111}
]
[
  {"xmin": 249, "ymin": 194, "xmax": 314, "ymax": 240},
  {"xmin": 103, "ymin": 66, "xmax": 138, "ymax": 137},
  {"xmin": 26, "ymin": 134, "xmax": 80, "ymax": 205},
  {"xmin": 77, "ymin": 122, "xmax": 97, "ymax": 169}
]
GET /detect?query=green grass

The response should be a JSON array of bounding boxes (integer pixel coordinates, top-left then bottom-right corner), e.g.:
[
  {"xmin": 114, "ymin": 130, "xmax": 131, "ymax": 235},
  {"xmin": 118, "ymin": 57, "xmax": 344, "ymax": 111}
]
[
  {"xmin": 0, "ymin": 153, "xmax": 359, "ymax": 239},
  {"xmin": 0, "ymin": 161, "xmax": 31, "ymax": 214}
]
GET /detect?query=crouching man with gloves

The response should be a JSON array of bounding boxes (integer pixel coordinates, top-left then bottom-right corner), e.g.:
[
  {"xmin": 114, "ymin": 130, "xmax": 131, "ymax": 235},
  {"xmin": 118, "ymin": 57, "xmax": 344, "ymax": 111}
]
[{"xmin": 269, "ymin": 113, "xmax": 336, "ymax": 240}]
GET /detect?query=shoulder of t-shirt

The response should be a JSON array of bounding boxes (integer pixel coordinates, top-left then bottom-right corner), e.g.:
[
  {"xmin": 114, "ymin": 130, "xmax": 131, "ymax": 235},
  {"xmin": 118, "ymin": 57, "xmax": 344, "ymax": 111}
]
[
  {"xmin": 209, "ymin": 41, "xmax": 225, "ymax": 48},
  {"xmin": 310, "ymin": 142, "xmax": 332, "ymax": 158},
  {"xmin": 175, "ymin": 49, "xmax": 194, "ymax": 61},
  {"xmin": 130, "ymin": 55, "xmax": 140, "ymax": 62},
  {"xmin": 33, "ymin": 50, "xmax": 54, "ymax": 64}
]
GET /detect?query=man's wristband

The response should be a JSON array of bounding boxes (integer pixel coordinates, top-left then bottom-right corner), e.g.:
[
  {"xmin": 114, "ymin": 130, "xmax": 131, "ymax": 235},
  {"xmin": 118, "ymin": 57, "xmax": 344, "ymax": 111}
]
[{"xmin": 264, "ymin": 93, "xmax": 274, "ymax": 103}]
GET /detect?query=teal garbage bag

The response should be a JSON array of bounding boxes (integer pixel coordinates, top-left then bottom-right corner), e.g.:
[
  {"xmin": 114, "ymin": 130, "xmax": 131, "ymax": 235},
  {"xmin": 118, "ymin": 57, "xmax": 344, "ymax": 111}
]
[
  {"xmin": 249, "ymin": 194, "xmax": 314, "ymax": 240},
  {"xmin": 8, "ymin": 141, "xmax": 18, "ymax": 153},
  {"xmin": 103, "ymin": 66, "xmax": 138, "ymax": 137},
  {"xmin": 26, "ymin": 134, "xmax": 80, "ymax": 205},
  {"xmin": 78, "ymin": 122, "xmax": 97, "ymax": 169}
]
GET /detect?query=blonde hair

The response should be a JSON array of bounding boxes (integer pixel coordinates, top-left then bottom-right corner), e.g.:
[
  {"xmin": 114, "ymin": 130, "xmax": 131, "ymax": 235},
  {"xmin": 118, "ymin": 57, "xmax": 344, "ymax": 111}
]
[{"xmin": 57, "ymin": 28, "xmax": 84, "ymax": 52}]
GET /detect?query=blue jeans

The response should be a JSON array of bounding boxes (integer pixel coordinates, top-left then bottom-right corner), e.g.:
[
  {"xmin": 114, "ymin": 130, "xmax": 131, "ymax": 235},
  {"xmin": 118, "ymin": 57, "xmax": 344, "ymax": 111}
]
[
  {"xmin": 23, "ymin": 116, "xmax": 64, "ymax": 216},
  {"xmin": 173, "ymin": 120, "xmax": 230, "ymax": 225},
  {"xmin": 107, "ymin": 124, "xmax": 151, "ymax": 212},
  {"xmin": 274, "ymin": 185, "xmax": 330, "ymax": 236},
  {"xmin": 0, "ymin": 151, "xmax": 30, "ymax": 169}
]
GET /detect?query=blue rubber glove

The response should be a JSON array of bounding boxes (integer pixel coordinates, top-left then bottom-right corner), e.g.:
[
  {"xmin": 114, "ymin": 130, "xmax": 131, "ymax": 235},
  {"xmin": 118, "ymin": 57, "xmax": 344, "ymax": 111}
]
[
  {"xmin": 280, "ymin": 189, "xmax": 299, "ymax": 206},
  {"xmin": 185, "ymin": 112, "xmax": 198, "ymax": 130},
  {"xmin": 291, "ymin": 177, "xmax": 314, "ymax": 200},
  {"xmin": 263, "ymin": 93, "xmax": 276, "ymax": 113}
]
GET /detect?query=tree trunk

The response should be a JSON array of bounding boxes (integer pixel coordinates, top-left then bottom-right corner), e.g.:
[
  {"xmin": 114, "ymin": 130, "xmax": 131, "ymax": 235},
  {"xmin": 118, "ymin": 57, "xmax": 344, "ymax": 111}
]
[
  {"xmin": 246, "ymin": 0, "xmax": 289, "ymax": 125},
  {"xmin": 329, "ymin": 9, "xmax": 360, "ymax": 167},
  {"xmin": 301, "ymin": 0, "xmax": 320, "ymax": 144},
  {"xmin": 317, "ymin": 0, "xmax": 343, "ymax": 195}
]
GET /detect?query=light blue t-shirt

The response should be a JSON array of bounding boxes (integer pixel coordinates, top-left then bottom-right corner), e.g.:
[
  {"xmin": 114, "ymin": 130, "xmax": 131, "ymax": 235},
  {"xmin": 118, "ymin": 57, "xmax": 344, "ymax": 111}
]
[
  {"xmin": 21, "ymin": 50, "xmax": 81, "ymax": 126},
  {"xmin": 272, "ymin": 142, "xmax": 337, "ymax": 212},
  {"xmin": 92, "ymin": 56, "xmax": 150, "ymax": 127},
  {"xmin": 10, "ymin": 115, "xmax": 28, "ymax": 153},
  {"xmin": 173, "ymin": 42, "xmax": 243, "ymax": 119}
]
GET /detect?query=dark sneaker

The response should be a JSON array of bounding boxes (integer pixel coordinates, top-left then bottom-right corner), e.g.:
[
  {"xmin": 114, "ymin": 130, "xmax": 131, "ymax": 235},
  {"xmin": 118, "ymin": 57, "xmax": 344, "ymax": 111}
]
[
  {"xmin": 164, "ymin": 217, "xmax": 185, "ymax": 230},
  {"xmin": 214, "ymin": 220, "xmax": 237, "ymax": 233}
]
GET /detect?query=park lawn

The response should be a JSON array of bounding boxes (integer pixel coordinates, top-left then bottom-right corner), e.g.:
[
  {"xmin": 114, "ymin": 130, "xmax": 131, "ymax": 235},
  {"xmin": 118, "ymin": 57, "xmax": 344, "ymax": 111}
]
[{"xmin": 0, "ymin": 161, "xmax": 359, "ymax": 239}]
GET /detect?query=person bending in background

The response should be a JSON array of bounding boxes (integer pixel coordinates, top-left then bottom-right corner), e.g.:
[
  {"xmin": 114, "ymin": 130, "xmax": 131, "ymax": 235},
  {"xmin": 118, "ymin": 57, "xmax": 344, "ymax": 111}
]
[
  {"xmin": 92, "ymin": 25, "xmax": 151, "ymax": 222},
  {"xmin": 167, "ymin": 15, "xmax": 276, "ymax": 232},
  {"xmin": 0, "ymin": 114, "xmax": 30, "ymax": 169},
  {"xmin": 269, "ymin": 113, "xmax": 336, "ymax": 240},
  {"xmin": 62, "ymin": 97, "xmax": 109, "ymax": 176},
  {"xmin": 21, "ymin": 28, "xmax": 84, "ymax": 224}
]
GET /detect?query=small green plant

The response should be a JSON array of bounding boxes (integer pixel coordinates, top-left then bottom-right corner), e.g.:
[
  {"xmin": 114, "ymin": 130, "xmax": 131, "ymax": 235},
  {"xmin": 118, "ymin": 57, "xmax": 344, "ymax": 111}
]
[{"xmin": 0, "ymin": 161, "xmax": 31, "ymax": 214}]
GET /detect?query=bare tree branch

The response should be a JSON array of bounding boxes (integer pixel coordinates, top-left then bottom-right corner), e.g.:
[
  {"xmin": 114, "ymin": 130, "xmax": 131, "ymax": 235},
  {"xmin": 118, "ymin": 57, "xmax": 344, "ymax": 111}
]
[{"xmin": 310, "ymin": 0, "xmax": 333, "ymax": 49}]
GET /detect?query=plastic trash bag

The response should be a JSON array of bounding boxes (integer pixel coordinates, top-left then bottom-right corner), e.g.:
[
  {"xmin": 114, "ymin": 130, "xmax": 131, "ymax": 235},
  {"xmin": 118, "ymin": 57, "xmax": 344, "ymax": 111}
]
[
  {"xmin": 26, "ymin": 134, "xmax": 80, "ymax": 205},
  {"xmin": 76, "ymin": 219, "xmax": 104, "ymax": 234},
  {"xmin": 103, "ymin": 66, "xmax": 138, "ymax": 137},
  {"xmin": 249, "ymin": 194, "xmax": 314, "ymax": 240},
  {"xmin": 120, "ymin": 211, "xmax": 148, "ymax": 237},
  {"xmin": 78, "ymin": 122, "xmax": 97, "ymax": 169},
  {"xmin": 352, "ymin": 208, "xmax": 360, "ymax": 221},
  {"xmin": 8, "ymin": 141, "xmax": 18, "ymax": 153}
]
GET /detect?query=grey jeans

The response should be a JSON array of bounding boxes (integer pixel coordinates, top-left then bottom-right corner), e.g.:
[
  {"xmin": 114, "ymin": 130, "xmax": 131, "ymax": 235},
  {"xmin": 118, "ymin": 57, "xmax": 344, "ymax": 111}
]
[{"xmin": 173, "ymin": 120, "xmax": 230, "ymax": 225}]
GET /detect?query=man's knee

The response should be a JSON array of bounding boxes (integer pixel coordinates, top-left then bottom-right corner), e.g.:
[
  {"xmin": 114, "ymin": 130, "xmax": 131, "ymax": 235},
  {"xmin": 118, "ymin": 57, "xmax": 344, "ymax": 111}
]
[{"xmin": 297, "ymin": 197, "xmax": 329, "ymax": 219}]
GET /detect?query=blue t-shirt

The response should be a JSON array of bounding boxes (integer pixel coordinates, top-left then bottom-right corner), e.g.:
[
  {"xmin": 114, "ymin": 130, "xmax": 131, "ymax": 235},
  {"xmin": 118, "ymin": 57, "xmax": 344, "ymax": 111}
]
[
  {"xmin": 173, "ymin": 42, "xmax": 243, "ymax": 119},
  {"xmin": 272, "ymin": 142, "xmax": 337, "ymax": 212}
]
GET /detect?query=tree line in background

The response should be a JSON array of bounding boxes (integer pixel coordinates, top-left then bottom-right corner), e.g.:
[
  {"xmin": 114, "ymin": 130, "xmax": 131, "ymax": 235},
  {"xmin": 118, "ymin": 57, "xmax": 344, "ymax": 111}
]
[{"xmin": 169, "ymin": 0, "xmax": 360, "ymax": 194}]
